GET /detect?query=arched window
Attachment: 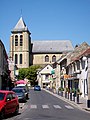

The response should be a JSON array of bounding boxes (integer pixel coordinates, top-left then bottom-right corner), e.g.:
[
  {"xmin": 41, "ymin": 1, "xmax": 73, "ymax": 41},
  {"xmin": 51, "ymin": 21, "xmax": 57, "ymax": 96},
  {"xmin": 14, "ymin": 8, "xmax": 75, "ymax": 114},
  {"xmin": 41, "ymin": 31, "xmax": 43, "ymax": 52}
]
[
  {"xmin": 20, "ymin": 35, "xmax": 23, "ymax": 46},
  {"xmin": 15, "ymin": 35, "xmax": 18, "ymax": 46},
  {"xmin": 52, "ymin": 55, "xmax": 56, "ymax": 62},
  {"xmin": 15, "ymin": 54, "xmax": 18, "ymax": 64},
  {"xmin": 45, "ymin": 55, "xmax": 49, "ymax": 62},
  {"xmin": 20, "ymin": 54, "xmax": 22, "ymax": 64}
]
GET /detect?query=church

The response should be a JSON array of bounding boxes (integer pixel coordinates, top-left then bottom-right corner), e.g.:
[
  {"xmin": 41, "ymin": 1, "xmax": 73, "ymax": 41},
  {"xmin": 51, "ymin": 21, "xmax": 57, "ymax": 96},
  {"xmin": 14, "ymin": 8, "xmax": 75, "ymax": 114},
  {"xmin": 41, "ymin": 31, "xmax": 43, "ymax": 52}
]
[{"xmin": 9, "ymin": 17, "xmax": 74, "ymax": 69}]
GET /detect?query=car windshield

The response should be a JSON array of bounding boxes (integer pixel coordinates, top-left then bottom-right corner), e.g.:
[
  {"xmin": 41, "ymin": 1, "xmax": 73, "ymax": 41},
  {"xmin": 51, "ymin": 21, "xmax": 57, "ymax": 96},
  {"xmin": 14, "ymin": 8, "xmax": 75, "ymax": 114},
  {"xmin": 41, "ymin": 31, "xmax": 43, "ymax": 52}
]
[
  {"xmin": 13, "ymin": 89, "xmax": 24, "ymax": 93},
  {"xmin": 0, "ymin": 93, "xmax": 5, "ymax": 100}
]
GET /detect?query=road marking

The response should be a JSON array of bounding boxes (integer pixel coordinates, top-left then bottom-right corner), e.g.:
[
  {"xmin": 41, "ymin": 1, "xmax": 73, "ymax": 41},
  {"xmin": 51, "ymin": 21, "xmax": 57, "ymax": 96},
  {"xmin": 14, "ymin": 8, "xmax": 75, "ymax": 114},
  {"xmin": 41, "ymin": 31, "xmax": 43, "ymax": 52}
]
[
  {"xmin": 53, "ymin": 105, "xmax": 62, "ymax": 109},
  {"xmin": 42, "ymin": 105, "xmax": 49, "ymax": 109},
  {"xmin": 28, "ymin": 104, "xmax": 74, "ymax": 110},
  {"xmin": 65, "ymin": 105, "xmax": 74, "ymax": 109},
  {"xmin": 30, "ymin": 104, "xmax": 37, "ymax": 109}
]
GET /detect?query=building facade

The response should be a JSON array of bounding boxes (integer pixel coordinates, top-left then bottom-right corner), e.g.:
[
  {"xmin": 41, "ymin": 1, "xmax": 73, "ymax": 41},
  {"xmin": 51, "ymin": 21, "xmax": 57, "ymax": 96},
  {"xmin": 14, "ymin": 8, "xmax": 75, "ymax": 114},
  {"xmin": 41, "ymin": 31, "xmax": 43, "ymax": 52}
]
[
  {"xmin": 9, "ymin": 17, "xmax": 74, "ymax": 70},
  {"xmin": 0, "ymin": 40, "xmax": 11, "ymax": 90},
  {"xmin": 53, "ymin": 42, "xmax": 90, "ymax": 98}
]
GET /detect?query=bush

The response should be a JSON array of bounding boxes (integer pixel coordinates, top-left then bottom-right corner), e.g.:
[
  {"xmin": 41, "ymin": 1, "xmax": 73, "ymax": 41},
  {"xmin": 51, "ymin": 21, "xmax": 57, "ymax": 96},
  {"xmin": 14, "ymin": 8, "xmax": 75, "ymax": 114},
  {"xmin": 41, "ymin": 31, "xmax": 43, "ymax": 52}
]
[
  {"xmin": 66, "ymin": 87, "xmax": 69, "ymax": 92},
  {"xmin": 58, "ymin": 87, "xmax": 64, "ymax": 91},
  {"xmin": 76, "ymin": 88, "xmax": 82, "ymax": 95}
]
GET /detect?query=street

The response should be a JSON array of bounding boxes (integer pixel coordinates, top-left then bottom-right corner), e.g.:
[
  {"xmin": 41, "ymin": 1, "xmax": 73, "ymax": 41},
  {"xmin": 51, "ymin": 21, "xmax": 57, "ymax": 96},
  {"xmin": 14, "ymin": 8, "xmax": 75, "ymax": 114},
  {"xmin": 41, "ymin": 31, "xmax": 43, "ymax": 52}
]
[{"xmin": 5, "ymin": 89, "xmax": 90, "ymax": 120}]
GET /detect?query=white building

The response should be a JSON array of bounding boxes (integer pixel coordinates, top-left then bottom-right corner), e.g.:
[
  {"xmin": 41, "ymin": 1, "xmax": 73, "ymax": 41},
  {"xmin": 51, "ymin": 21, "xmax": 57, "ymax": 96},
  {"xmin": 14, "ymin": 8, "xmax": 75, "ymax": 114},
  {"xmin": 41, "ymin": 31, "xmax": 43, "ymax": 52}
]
[{"xmin": 37, "ymin": 64, "xmax": 55, "ymax": 88}]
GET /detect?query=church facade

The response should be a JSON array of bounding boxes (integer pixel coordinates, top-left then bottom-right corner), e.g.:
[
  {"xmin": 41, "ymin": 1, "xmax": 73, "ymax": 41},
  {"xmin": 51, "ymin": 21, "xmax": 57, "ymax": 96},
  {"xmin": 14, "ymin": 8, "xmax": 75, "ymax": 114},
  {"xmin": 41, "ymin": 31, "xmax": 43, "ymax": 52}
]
[{"xmin": 9, "ymin": 17, "xmax": 74, "ymax": 69}]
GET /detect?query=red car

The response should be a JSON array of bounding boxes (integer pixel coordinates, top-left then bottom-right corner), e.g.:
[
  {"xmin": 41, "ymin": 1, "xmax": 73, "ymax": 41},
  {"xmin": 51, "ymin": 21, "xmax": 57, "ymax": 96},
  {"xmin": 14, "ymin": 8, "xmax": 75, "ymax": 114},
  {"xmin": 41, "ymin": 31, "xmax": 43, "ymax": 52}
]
[{"xmin": 0, "ymin": 90, "xmax": 19, "ymax": 119}]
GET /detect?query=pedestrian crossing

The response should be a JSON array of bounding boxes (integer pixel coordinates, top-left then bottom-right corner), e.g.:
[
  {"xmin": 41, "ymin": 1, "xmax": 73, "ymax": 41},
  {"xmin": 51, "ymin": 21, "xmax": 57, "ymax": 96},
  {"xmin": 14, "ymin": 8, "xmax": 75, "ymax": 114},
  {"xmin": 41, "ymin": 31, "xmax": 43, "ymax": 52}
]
[{"xmin": 29, "ymin": 104, "xmax": 74, "ymax": 110}]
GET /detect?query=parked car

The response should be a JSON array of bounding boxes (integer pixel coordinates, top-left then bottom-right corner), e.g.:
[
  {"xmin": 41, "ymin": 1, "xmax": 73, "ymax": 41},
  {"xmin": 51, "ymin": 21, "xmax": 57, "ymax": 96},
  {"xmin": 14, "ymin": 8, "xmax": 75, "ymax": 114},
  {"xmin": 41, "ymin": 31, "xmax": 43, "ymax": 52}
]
[
  {"xmin": 12, "ymin": 88, "xmax": 26, "ymax": 102},
  {"xmin": 0, "ymin": 90, "xmax": 19, "ymax": 119},
  {"xmin": 34, "ymin": 85, "xmax": 41, "ymax": 91},
  {"xmin": 15, "ymin": 84, "xmax": 29, "ymax": 99}
]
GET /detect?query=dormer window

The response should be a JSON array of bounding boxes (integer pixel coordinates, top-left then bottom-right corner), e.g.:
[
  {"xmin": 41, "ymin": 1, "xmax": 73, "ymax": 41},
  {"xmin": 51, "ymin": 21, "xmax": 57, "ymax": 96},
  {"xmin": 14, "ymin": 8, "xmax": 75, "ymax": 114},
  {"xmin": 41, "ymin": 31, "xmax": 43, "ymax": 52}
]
[{"xmin": 15, "ymin": 35, "xmax": 18, "ymax": 46}]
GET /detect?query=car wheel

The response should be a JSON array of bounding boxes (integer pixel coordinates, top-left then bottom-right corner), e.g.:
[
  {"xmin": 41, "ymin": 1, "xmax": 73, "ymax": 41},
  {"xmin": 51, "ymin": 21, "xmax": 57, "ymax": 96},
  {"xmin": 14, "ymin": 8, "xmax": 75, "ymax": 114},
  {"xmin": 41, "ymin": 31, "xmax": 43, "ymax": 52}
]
[
  {"xmin": 23, "ymin": 97, "xmax": 26, "ymax": 102},
  {"xmin": 0, "ymin": 110, "xmax": 5, "ymax": 119},
  {"xmin": 14, "ymin": 106, "xmax": 19, "ymax": 115}
]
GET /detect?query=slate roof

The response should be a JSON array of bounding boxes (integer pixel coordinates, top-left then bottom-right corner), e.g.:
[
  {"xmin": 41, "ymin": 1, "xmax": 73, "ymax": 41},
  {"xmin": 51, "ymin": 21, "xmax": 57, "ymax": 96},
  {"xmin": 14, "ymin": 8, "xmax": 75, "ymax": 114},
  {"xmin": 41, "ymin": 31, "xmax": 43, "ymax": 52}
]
[
  {"xmin": 12, "ymin": 17, "xmax": 29, "ymax": 33},
  {"xmin": 11, "ymin": 17, "xmax": 74, "ymax": 53},
  {"xmin": 32, "ymin": 40, "xmax": 74, "ymax": 53}
]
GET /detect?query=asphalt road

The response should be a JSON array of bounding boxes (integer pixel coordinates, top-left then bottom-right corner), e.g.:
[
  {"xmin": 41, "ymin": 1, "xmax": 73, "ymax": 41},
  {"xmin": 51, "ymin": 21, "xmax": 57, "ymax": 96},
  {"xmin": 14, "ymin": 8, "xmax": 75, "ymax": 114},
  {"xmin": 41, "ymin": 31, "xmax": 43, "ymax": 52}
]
[{"xmin": 6, "ymin": 89, "xmax": 90, "ymax": 120}]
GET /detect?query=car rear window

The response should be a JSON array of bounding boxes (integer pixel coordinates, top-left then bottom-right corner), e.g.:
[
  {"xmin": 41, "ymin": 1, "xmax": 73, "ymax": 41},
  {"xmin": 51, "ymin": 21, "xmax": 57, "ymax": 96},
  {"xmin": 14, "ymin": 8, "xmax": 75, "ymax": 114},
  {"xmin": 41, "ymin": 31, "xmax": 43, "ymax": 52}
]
[
  {"xmin": 0, "ymin": 93, "xmax": 5, "ymax": 100},
  {"xmin": 13, "ymin": 89, "xmax": 23, "ymax": 93},
  {"xmin": 35, "ymin": 85, "xmax": 40, "ymax": 87}
]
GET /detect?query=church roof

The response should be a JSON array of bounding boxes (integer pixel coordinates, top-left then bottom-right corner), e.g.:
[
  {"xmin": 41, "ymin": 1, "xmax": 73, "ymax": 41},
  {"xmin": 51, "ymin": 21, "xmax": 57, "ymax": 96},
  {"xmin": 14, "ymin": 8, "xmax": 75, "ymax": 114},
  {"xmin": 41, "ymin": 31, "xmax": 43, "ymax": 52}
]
[
  {"xmin": 12, "ymin": 17, "xmax": 29, "ymax": 33},
  {"xmin": 32, "ymin": 40, "xmax": 74, "ymax": 53}
]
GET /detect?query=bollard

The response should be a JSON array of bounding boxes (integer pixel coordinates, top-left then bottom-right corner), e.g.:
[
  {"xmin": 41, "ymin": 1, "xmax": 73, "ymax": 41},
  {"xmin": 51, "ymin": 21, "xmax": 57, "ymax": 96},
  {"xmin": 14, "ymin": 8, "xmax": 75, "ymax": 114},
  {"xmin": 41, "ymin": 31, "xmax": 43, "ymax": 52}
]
[
  {"xmin": 70, "ymin": 92, "xmax": 72, "ymax": 101},
  {"xmin": 77, "ymin": 94, "xmax": 79, "ymax": 104}
]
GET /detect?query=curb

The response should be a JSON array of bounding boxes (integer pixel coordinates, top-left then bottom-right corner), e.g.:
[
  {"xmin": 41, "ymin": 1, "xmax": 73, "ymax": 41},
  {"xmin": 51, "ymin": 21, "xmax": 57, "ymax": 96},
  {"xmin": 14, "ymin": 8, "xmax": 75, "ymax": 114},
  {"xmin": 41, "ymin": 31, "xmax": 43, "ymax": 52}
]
[{"xmin": 43, "ymin": 89, "xmax": 90, "ymax": 112}]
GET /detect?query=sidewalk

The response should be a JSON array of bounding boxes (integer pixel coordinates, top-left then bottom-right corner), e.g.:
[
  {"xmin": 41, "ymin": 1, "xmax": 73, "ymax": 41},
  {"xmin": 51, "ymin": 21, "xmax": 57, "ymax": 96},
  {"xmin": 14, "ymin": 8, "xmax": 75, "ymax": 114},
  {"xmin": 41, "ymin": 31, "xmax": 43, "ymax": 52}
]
[{"xmin": 44, "ymin": 89, "xmax": 90, "ymax": 112}]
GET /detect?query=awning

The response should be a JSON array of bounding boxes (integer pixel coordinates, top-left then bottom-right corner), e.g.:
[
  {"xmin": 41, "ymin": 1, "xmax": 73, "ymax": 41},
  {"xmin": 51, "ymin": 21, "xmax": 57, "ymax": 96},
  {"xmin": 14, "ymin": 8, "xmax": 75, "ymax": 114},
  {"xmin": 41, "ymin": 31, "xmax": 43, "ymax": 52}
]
[{"xmin": 16, "ymin": 80, "xmax": 27, "ymax": 84}]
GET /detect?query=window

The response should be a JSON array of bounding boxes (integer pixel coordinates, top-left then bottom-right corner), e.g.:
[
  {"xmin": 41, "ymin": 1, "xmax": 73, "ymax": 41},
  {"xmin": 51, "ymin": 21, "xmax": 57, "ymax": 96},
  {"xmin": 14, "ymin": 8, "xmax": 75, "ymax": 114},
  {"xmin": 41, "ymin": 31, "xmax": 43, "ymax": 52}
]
[
  {"xmin": 45, "ymin": 55, "xmax": 49, "ymax": 62},
  {"xmin": 6, "ymin": 94, "xmax": 12, "ymax": 101},
  {"xmin": 52, "ymin": 55, "xmax": 56, "ymax": 62},
  {"xmin": 15, "ymin": 54, "xmax": 18, "ymax": 64},
  {"xmin": 20, "ymin": 35, "xmax": 23, "ymax": 46},
  {"xmin": 81, "ymin": 60, "xmax": 85, "ymax": 69},
  {"xmin": 12, "ymin": 93, "xmax": 16, "ymax": 99},
  {"xmin": 76, "ymin": 61, "xmax": 80, "ymax": 70},
  {"xmin": 73, "ymin": 63, "xmax": 76, "ymax": 71},
  {"xmin": 15, "ymin": 35, "xmax": 18, "ymax": 46},
  {"xmin": 0, "ymin": 93, "xmax": 5, "ymax": 100},
  {"xmin": 45, "ymin": 75, "xmax": 49, "ymax": 79},
  {"xmin": 20, "ymin": 54, "xmax": 22, "ymax": 64}
]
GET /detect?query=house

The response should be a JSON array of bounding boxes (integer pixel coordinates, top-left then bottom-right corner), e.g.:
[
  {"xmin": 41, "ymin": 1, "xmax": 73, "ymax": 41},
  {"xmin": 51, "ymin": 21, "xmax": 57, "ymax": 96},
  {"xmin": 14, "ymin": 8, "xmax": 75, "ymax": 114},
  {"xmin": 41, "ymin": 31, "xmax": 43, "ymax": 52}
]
[
  {"xmin": 0, "ymin": 40, "xmax": 11, "ymax": 90},
  {"xmin": 37, "ymin": 64, "xmax": 55, "ymax": 88},
  {"xmin": 53, "ymin": 42, "xmax": 90, "ymax": 98}
]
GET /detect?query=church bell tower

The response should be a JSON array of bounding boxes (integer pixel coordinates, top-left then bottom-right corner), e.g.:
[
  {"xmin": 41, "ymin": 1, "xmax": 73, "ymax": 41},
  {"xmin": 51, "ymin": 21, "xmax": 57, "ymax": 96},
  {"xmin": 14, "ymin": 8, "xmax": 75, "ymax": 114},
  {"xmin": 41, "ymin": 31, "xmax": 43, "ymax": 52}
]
[{"xmin": 9, "ymin": 17, "xmax": 31, "ymax": 68}]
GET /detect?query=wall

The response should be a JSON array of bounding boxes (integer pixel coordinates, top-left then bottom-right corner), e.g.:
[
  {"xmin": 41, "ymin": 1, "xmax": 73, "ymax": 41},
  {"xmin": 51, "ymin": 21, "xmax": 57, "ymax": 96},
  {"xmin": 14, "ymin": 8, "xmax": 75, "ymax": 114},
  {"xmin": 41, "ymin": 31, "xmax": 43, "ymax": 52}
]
[{"xmin": 33, "ymin": 54, "xmax": 62, "ymax": 65}]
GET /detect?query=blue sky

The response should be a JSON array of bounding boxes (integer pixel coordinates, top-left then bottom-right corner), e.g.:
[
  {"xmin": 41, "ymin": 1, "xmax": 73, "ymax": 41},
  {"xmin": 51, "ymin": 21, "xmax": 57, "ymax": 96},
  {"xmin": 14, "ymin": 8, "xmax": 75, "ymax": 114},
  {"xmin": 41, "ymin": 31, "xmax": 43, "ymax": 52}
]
[{"xmin": 0, "ymin": 0, "xmax": 90, "ymax": 53}]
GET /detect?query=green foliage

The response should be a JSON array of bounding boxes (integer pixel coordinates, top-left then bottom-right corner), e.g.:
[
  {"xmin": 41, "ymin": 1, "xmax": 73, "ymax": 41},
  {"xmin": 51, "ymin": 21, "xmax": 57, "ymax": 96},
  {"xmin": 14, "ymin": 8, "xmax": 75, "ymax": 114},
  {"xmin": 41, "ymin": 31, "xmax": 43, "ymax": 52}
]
[
  {"xmin": 71, "ymin": 88, "xmax": 75, "ymax": 93},
  {"xmin": 18, "ymin": 65, "xmax": 41, "ymax": 86},
  {"xmin": 76, "ymin": 88, "xmax": 82, "ymax": 95},
  {"xmin": 66, "ymin": 87, "xmax": 70, "ymax": 92},
  {"xmin": 58, "ymin": 87, "xmax": 64, "ymax": 91},
  {"xmin": 18, "ymin": 68, "xmax": 28, "ymax": 80}
]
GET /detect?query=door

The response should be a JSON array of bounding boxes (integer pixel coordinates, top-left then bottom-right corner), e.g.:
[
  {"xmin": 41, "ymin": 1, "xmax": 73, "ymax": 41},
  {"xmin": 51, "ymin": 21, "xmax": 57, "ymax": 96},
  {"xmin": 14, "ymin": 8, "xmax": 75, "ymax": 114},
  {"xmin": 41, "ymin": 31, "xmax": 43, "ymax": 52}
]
[{"xmin": 5, "ymin": 93, "xmax": 16, "ymax": 114}]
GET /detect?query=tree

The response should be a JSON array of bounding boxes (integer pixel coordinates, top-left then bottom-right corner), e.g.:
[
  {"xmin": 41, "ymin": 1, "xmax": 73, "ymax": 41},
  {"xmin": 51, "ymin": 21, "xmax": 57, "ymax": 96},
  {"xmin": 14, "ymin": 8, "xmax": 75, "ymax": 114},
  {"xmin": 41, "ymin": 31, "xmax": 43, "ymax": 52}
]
[
  {"xmin": 26, "ymin": 65, "xmax": 40, "ymax": 86},
  {"xmin": 18, "ymin": 65, "xmax": 41, "ymax": 86},
  {"xmin": 18, "ymin": 68, "xmax": 28, "ymax": 80}
]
